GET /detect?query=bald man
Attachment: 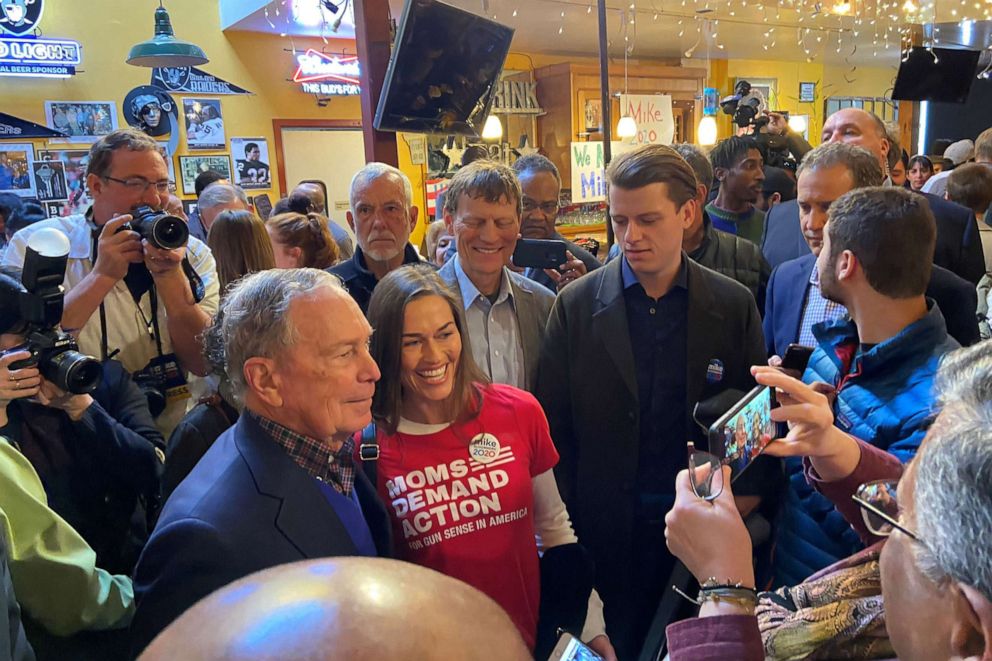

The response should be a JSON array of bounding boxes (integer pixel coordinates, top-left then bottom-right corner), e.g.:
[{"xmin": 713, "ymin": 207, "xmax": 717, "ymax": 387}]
[
  {"xmin": 761, "ymin": 108, "xmax": 985, "ymax": 285},
  {"xmin": 139, "ymin": 558, "xmax": 530, "ymax": 661}
]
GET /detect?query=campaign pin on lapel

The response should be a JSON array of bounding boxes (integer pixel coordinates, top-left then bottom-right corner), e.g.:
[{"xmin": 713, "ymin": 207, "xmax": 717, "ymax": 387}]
[{"xmin": 706, "ymin": 359, "xmax": 725, "ymax": 384}]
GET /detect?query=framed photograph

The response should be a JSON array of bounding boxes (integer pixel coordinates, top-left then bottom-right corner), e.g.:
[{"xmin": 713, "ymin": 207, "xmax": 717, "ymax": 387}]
[
  {"xmin": 799, "ymin": 82, "xmax": 816, "ymax": 103},
  {"xmin": 156, "ymin": 142, "xmax": 177, "ymax": 191},
  {"xmin": 45, "ymin": 202, "xmax": 67, "ymax": 218},
  {"xmin": 0, "ymin": 144, "xmax": 36, "ymax": 198},
  {"xmin": 230, "ymin": 137, "xmax": 271, "ymax": 190},
  {"xmin": 44, "ymin": 101, "xmax": 119, "ymax": 142},
  {"xmin": 178, "ymin": 155, "xmax": 232, "ymax": 196},
  {"xmin": 35, "ymin": 149, "xmax": 93, "ymax": 216},
  {"xmin": 183, "ymin": 98, "xmax": 225, "ymax": 150},
  {"xmin": 583, "ymin": 98, "xmax": 603, "ymax": 133},
  {"xmin": 182, "ymin": 200, "xmax": 198, "ymax": 218},
  {"xmin": 32, "ymin": 161, "xmax": 69, "ymax": 201}
]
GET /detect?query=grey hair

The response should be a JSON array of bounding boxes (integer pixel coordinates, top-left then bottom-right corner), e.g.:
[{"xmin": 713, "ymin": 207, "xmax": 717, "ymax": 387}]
[
  {"xmin": 202, "ymin": 268, "xmax": 344, "ymax": 402},
  {"xmin": 797, "ymin": 142, "xmax": 884, "ymax": 188},
  {"xmin": 349, "ymin": 162, "xmax": 413, "ymax": 210},
  {"xmin": 198, "ymin": 183, "xmax": 249, "ymax": 211},
  {"xmin": 672, "ymin": 143, "xmax": 714, "ymax": 194},
  {"xmin": 913, "ymin": 340, "xmax": 992, "ymax": 602},
  {"xmin": 511, "ymin": 154, "xmax": 561, "ymax": 185}
]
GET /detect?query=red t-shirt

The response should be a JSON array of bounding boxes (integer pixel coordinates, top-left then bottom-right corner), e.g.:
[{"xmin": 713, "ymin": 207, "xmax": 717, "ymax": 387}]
[{"xmin": 366, "ymin": 384, "xmax": 559, "ymax": 649}]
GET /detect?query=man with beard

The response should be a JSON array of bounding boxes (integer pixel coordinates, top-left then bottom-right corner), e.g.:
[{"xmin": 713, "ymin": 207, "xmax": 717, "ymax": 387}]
[
  {"xmin": 328, "ymin": 164, "xmax": 422, "ymax": 313},
  {"xmin": 769, "ymin": 186, "xmax": 959, "ymax": 588}
]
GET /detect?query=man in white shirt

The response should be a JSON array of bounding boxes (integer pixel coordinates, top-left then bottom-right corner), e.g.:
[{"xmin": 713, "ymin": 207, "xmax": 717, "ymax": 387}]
[
  {"xmin": 2, "ymin": 128, "xmax": 219, "ymax": 433},
  {"xmin": 437, "ymin": 161, "xmax": 554, "ymax": 392}
]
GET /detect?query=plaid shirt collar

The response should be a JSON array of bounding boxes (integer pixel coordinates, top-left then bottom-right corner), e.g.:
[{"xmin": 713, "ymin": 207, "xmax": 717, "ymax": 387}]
[{"xmin": 249, "ymin": 411, "xmax": 356, "ymax": 497}]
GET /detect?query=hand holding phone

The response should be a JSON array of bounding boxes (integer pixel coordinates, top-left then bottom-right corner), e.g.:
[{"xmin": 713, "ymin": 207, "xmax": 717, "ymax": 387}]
[
  {"xmin": 513, "ymin": 238, "xmax": 568, "ymax": 270},
  {"xmin": 707, "ymin": 385, "xmax": 777, "ymax": 482},
  {"xmin": 547, "ymin": 633, "xmax": 603, "ymax": 661}
]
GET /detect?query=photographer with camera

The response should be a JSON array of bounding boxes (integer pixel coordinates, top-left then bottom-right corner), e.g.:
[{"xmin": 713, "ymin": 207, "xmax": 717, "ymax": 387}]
[
  {"xmin": 2, "ymin": 129, "xmax": 220, "ymax": 435},
  {"xmin": 0, "ymin": 232, "xmax": 154, "ymax": 659},
  {"xmin": 719, "ymin": 81, "xmax": 812, "ymax": 171}
]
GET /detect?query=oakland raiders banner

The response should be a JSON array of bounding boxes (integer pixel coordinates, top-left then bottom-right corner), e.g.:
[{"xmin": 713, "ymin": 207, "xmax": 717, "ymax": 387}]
[{"xmin": 150, "ymin": 66, "xmax": 253, "ymax": 96}]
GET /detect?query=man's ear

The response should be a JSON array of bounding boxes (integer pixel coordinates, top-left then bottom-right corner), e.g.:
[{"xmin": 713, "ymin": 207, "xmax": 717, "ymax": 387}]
[
  {"xmin": 950, "ymin": 582, "xmax": 992, "ymax": 660},
  {"xmin": 243, "ymin": 357, "xmax": 282, "ymax": 408},
  {"xmin": 714, "ymin": 166, "xmax": 728, "ymax": 183},
  {"xmin": 680, "ymin": 198, "xmax": 698, "ymax": 230},
  {"xmin": 346, "ymin": 211, "xmax": 356, "ymax": 233},
  {"xmin": 770, "ymin": 192, "xmax": 782, "ymax": 206},
  {"xmin": 837, "ymin": 249, "xmax": 858, "ymax": 282},
  {"xmin": 408, "ymin": 205, "xmax": 419, "ymax": 232},
  {"xmin": 87, "ymin": 172, "xmax": 105, "ymax": 198}
]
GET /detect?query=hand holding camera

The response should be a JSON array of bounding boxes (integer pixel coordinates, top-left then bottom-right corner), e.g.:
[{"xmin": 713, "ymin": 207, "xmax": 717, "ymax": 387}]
[
  {"xmin": 0, "ymin": 350, "xmax": 42, "ymax": 407},
  {"xmin": 94, "ymin": 214, "xmax": 144, "ymax": 281},
  {"xmin": 34, "ymin": 378, "xmax": 94, "ymax": 421}
]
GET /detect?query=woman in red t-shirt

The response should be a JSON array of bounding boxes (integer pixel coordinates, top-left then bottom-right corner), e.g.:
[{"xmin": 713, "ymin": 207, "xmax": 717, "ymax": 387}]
[{"xmin": 361, "ymin": 264, "xmax": 611, "ymax": 657}]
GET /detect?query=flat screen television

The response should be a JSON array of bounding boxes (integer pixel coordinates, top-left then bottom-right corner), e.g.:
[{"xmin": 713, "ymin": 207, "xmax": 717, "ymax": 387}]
[
  {"xmin": 373, "ymin": 0, "xmax": 514, "ymax": 136},
  {"xmin": 893, "ymin": 47, "xmax": 981, "ymax": 103}
]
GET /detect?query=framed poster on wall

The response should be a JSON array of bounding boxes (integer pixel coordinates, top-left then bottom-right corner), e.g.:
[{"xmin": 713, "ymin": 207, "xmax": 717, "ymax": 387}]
[
  {"xmin": 0, "ymin": 143, "xmax": 36, "ymax": 198},
  {"xmin": 178, "ymin": 155, "xmax": 232, "ymax": 196}
]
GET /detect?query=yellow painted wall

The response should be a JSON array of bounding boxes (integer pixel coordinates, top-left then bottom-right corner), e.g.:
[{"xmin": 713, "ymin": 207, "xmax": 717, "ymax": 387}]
[{"xmin": 0, "ymin": 0, "xmax": 439, "ymax": 241}]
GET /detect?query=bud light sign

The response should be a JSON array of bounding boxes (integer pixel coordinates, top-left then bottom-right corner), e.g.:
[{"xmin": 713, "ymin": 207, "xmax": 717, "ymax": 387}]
[
  {"xmin": 0, "ymin": 36, "xmax": 81, "ymax": 77},
  {"xmin": 293, "ymin": 50, "xmax": 360, "ymax": 96}
]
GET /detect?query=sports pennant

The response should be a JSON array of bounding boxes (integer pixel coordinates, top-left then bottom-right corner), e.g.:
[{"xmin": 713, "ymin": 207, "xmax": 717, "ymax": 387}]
[
  {"xmin": 0, "ymin": 111, "xmax": 68, "ymax": 139},
  {"xmin": 150, "ymin": 66, "xmax": 253, "ymax": 96}
]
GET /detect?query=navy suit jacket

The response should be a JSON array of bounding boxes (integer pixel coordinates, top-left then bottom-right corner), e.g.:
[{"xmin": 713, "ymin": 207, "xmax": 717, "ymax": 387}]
[
  {"xmin": 761, "ymin": 194, "xmax": 985, "ymax": 284},
  {"xmin": 129, "ymin": 413, "xmax": 391, "ymax": 657},
  {"xmin": 764, "ymin": 253, "xmax": 979, "ymax": 357}
]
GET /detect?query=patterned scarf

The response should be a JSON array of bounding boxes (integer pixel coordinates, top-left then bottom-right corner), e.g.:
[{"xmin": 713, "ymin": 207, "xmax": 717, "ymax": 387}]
[{"xmin": 756, "ymin": 543, "xmax": 896, "ymax": 660}]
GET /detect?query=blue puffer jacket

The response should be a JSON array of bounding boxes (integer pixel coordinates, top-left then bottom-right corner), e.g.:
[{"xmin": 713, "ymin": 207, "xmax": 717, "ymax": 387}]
[{"xmin": 772, "ymin": 301, "xmax": 959, "ymax": 587}]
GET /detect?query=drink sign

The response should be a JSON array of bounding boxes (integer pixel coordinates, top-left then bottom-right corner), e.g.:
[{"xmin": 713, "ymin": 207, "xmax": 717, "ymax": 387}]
[{"xmin": 619, "ymin": 94, "xmax": 675, "ymax": 146}]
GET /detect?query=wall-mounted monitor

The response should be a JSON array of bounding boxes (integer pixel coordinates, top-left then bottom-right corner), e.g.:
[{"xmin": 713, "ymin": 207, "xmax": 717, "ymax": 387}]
[{"xmin": 373, "ymin": 0, "xmax": 514, "ymax": 136}]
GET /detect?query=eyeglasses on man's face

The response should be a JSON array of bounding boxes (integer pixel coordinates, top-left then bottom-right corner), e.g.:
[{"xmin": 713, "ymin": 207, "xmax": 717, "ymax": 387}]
[
  {"xmin": 852, "ymin": 479, "xmax": 920, "ymax": 540},
  {"xmin": 103, "ymin": 175, "xmax": 171, "ymax": 195},
  {"xmin": 521, "ymin": 198, "xmax": 560, "ymax": 215}
]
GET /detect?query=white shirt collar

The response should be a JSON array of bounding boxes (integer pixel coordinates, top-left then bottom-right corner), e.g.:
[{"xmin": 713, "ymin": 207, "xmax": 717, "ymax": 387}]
[{"xmin": 452, "ymin": 254, "xmax": 513, "ymax": 311}]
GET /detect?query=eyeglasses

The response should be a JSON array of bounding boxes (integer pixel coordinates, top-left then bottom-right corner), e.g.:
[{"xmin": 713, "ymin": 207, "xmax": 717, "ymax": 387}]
[
  {"xmin": 688, "ymin": 442, "xmax": 724, "ymax": 501},
  {"xmin": 852, "ymin": 480, "xmax": 919, "ymax": 540},
  {"xmin": 103, "ymin": 175, "xmax": 171, "ymax": 195},
  {"xmin": 521, "ymin": 199, "xmax": 560, "ymax": 215}
]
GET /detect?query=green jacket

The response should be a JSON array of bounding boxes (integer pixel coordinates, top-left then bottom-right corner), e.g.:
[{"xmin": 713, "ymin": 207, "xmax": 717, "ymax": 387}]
[{"xmin": 0, "ymin": 438, "xmax": 133, "ymax": 637}]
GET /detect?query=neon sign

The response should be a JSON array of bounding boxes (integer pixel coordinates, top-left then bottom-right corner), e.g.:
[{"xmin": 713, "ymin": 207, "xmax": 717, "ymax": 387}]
[
  {"xmin": 292, "ymin": 50, "xmax": 360, "ymax": 96},
  {"xmin": 0, "ymin": 36, "xmax": 81, "ymax": 78}
]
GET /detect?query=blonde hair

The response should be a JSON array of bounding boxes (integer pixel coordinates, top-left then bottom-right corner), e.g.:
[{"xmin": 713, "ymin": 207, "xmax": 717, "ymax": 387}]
[{"xmin": 265, "ymin": 212, "xmax": 339, "ymax": 269}]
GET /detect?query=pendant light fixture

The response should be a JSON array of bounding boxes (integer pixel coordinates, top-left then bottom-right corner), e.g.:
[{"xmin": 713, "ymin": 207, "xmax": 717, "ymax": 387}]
[
  {"xmin": 127, "ymin": 1, "xmax": 209, "ymax": 68},
  {"xmin": 482, "ymin": 115, "xmax": 503, "ymax": 141},
  {"xmin": 616, "ymin": 19, "xmax": 637, "ymax": 140},
  {"xmin": 697, "ymin": 20, "xmax": 718, "ymax": 146}
]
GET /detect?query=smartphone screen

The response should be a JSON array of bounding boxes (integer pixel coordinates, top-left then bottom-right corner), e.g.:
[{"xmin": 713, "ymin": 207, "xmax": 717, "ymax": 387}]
[
  {"xmin": 547, "ymin": 633, "xmax": 603, "ymax": 661},
  {"xmin": 710, "ymin": 386, "xmax": 776, "ymax": 481}
]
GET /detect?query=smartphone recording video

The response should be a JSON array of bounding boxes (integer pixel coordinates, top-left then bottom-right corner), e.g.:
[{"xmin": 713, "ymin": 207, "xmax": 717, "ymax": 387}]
[
  {"xmin": 708, "ymin": 386, "xmax": 776, "ymax": 481},
  {"xmin": 547, "ymin": 633, "xmax": 603, "ymax": 661}
]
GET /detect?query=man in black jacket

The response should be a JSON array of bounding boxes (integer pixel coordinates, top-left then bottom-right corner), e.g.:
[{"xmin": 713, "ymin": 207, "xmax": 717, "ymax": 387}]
[
  {"xmin": 674, "ymin": 144, "xmax": 771, "ymax": 313},
  {"xmin": 537, "ymin": 145, "xmax": 778, "ymax": 658},
  {"xmin": 761, "ymin": 108, "xmax": 985, "ymax": 284}
]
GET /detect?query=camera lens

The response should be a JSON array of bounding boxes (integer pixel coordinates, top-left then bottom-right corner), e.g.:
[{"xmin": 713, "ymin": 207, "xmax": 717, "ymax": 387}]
[
  {"xmin": 151, "ymin": 215, "xmax": 189, "ymax": 250},
  {"xmin": 46, "ymin": 350, "xmax": 103, "ymax": 394}
]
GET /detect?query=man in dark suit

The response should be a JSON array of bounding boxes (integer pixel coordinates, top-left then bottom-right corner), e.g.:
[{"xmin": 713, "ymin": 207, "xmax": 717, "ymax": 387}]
[
  {"xmin": 762, "ymin": 108, "xmax": 984, "ymax": 284},
  {"xmin": 765, "ymin": 142, "xmax": 979, "ymax": 356},
  {"xmin": 129, "ymin": 269, "xmax": 391, "ymax": 656},
  {"xmin": 537, "ymin": 145, "xmax": 777, "ymax": 658},
  {"xmin": 439, "ymin": 160, "xmax": 554, "ymax": 392}
]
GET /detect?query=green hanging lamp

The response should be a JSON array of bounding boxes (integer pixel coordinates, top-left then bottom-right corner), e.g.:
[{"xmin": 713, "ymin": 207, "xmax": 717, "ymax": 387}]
[{"xmin": 127, "ymin": 1, "xmax": 208, "ymax": 68}]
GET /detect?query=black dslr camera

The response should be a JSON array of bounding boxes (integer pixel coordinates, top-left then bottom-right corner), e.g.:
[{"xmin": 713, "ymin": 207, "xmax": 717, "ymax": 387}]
[
  {"xmin": 125, "ymin": 205, "xmax": 189, "ymax": 250},
  {"xmin": 0, "ymin": 228, "xmax": 103, "ymax": 394}
]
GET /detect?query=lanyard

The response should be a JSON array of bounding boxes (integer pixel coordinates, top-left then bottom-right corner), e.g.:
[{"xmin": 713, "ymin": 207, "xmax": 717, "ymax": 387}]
[{"xmin": 91, "ymin": 229, "xmax": 165, "ymax": 362}]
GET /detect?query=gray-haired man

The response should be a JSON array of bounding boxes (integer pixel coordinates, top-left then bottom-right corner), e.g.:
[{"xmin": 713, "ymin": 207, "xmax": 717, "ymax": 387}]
[
  {"xmin": 130, "ymin": 268, "xmax": 392, "ymax": 656},
  {"xmin": 328, "ymin": 163, "xmax": 422, "ymax": 313},
  {"xmin": 196, "ymin": 182, "xmax": 249, "ymax": 234}
]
